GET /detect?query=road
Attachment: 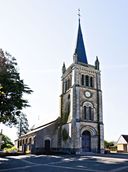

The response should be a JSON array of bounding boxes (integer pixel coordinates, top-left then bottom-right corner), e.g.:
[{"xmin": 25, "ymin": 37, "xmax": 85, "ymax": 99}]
[{"xmin": 0, "ymin": 153, "xmax": 128, "ymax": 172}]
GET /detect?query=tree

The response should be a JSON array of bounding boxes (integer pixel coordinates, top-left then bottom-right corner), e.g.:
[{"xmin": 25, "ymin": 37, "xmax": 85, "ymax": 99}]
[
  {"xmin": 104, "ymin": 140, "xmax": 114, "ymax": 149},
  {"xmin": 0, "ymin": 49, "xmax": 33, "ymax": 126},
  {"xmin": 17, "ymin": 112, "xmax": 29, "ymax": 137},
  {"xmin": 1, "ymin": 134, "xmax": 14, "ymax": 149}
]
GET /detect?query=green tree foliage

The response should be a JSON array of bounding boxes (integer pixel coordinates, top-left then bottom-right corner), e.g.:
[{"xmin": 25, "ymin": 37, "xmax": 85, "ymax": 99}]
[
  {"xmin": 104, "ymin": 140, "xmax": 114, "ymax": 149},
  {"xmin": 62, "ymin": 128, "xmax": 69, "ymax": 142},
  {"xmin": 0, "ymin": 49, "xmax": 33, "ymax": 126},
  {"xmin": 61, "ymin": 101, "xmax": 70, "ymax": 124},
  {"xmin": 17, "ymin": 112, "xmax": 29, "ymax": 137},
  {"xmin": 1, "ymin": 134, "xmax": 14, "ymax": 149},
  {"xmin": 61, "ymin": 112, "xmax": 69, "ymax": 124}
]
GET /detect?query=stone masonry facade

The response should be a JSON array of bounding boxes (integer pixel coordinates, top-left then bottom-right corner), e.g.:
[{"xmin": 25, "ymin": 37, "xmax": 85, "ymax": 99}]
[
  {"xmin": 16, "ymin": 18, "xmax": 104, "ymax": 154},
  {"xmin": 60, "ymin": 58, "xmax": 104, "ymax": 154}
]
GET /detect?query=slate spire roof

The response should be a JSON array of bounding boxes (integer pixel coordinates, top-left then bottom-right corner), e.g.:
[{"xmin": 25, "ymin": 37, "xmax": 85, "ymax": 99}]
[{"xmin": 75, "ymin": 19, "xmax": 88, "ymax": 64}]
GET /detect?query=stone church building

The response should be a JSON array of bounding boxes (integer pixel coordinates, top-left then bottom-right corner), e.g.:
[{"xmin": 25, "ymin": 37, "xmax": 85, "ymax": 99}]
[{"xmin": 16, "ymin": 18, "xmax": 104, "ymax": 154}]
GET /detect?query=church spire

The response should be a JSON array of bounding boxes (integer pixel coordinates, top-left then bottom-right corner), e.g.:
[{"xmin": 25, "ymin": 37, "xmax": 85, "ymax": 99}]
[{"xmin": 74, "ymin": 10, "xmax": 88, "ymax": 64}]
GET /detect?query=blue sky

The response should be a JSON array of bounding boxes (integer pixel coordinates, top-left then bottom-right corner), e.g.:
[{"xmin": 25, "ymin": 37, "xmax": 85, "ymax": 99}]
[{"xmin": 0, "ymin": 0, "xmax": 128, "ymax": 142}]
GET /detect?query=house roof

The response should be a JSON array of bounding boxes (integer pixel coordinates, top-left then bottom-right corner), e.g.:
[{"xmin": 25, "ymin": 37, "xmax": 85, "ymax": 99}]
[
  {"xmin": 122, "ymin": 135, "xmax": 128, "ymax": 143},
  {"xmin": 117, "ymin": 134, "xmax": 128, "ymax": 145}
]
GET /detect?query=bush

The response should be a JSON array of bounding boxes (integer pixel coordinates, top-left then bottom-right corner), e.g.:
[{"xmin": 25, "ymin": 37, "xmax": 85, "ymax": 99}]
[{"xmin": 4, "ymin": 146, "xmax": 17, "ymax": 153}]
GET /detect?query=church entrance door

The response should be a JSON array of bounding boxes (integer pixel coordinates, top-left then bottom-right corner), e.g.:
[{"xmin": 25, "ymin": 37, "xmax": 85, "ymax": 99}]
[
  {"xmin": 82, "ymin": 131, "xmax": 91, "ymax": 152},
  {"xmin": 44, "ymin": 139, "xmax": 50, "ymax": 152}
]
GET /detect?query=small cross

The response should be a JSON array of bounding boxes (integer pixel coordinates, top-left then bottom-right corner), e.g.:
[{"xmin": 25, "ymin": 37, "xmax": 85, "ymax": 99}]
[{"xmin": 78, "ymin": 9, "xmax": 81, "ymax": 20}]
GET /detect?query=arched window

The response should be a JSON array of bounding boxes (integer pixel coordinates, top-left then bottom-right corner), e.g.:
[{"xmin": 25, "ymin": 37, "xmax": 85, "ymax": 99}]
[
  {"xmin": 18, "ymin": 140, "xmax": 20, "ymax": 148},
  {"xmin": 68, "ymin": 79, "xmax": 70, "ymax": 89},
  {"xmin": 85, "ymin": 75, "xmax": 89, "ymax": 86},
  {"xmin": 83, "ymin": 102, "xmax": 94, "ymax": 121},
  {"xmin": 91, "ymin": 108, "xmax": 94, "ymax": 120},
  {"xmin": 81, "ymin": 74, "xmax": 94, "ymax": 88},
  {"xmin": 90, "ymin": 77, "xmax": 94, "ymax": 87},
  {"xmin": 64, "ymin": 78, "xmax": 71, "ymax": 93},
  {"xmin": 19, "ymin": 140, "xmax": 22, "ymax": 146},
  {"xmin": 89, "ymin": 107, "xmax": 92, "ymax": 120},
  {"xmin": 29, "ymin": 138, "xmax": 32, "ymax": 144},
  {"xmin": 26, "ymin": 138, "xmax": 28, "ymax": 144},
  {"xmin": 81, "ymin": 74, "xmax": 84, "ymax": 86},
  {"xmin": 84, "ymin": 106, "xmax": 87, "ymax": 119},
  {"xmin": 65, "ymin": 80, "xmax": 67, "ymax": 92}
]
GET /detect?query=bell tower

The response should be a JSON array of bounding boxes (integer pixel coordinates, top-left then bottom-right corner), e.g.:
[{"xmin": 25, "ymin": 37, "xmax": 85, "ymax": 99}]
[{"xmin": 59, "ymin": 16, "xmax": 104, "ymax": 154}]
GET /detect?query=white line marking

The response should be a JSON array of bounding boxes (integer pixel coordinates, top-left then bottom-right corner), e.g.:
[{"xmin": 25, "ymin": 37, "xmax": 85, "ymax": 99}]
[
  {"xmin": 1, "ymin": 155, "xmax": 128, "ymax": 172},
  {"xmin": 43, "ymin": 164, "xmax": 102, "ymax": 172}
]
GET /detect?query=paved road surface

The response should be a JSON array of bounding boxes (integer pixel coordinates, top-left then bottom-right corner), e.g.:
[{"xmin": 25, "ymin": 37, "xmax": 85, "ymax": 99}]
[{"xmin": 0, "ymin": 154, "xmax": 128, "ymax": 172}]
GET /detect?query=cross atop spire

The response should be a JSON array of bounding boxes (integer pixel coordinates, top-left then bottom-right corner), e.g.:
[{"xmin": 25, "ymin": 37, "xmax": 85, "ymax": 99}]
[
  {"xmin": 74, "ymin": 12, "xmax": 88, "ymax": 64},
  {"xmin": 78, "ymin": 9, "xmax": 81, "ymax": 21}
]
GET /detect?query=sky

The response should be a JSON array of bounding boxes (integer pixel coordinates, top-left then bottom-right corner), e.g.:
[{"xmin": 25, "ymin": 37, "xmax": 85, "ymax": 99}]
[{"xmin": 0, "ymin": 0, "xmax": 128, "ymax": 143}]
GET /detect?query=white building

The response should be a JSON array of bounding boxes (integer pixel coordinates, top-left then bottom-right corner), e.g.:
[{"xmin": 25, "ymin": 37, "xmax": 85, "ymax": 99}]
[{"xmin": 117, "ymin": 135, "xmax": 128, "ymax": 152}]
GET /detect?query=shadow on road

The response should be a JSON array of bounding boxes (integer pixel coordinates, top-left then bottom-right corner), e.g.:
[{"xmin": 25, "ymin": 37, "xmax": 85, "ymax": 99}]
[{"xmin": 0, "ymin": 153, "xmax": 128, "ymax": 172}]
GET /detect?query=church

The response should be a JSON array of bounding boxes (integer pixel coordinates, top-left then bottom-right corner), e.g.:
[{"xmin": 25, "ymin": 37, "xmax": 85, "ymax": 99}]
[{"xmin": 16, "ymin": 17, "xmax": 104, "ymax": 154}]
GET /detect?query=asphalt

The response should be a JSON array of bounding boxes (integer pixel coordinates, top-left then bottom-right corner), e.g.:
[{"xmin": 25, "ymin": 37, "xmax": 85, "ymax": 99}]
[{"xmin": 0, "ymin": 153, "xmax": 128, "ymax": 172}]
